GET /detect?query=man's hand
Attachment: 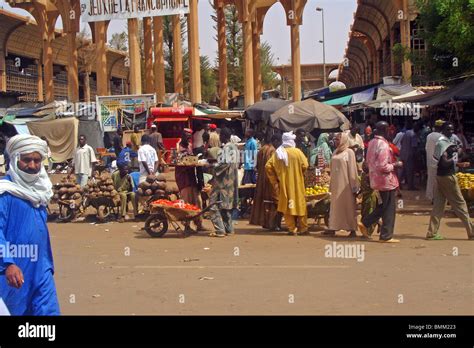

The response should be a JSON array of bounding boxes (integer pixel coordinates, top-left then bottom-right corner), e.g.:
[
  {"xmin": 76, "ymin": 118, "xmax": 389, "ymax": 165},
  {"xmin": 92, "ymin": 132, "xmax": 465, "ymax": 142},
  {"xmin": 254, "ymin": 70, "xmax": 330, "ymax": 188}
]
[
  {"xmin": 394, "ymin": 161, "xmax": 403, "ymax": 168},
  {"xmin": 5, "ymin": 264, "xmax": 24, "ymax": 289}
]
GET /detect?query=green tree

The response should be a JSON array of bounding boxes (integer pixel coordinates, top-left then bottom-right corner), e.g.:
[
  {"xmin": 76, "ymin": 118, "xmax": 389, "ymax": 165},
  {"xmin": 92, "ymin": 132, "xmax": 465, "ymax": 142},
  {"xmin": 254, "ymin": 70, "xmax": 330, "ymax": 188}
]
[
  {"xmin": 415, "ymin": 0, "xmax": 474, "ymax": 81},
  {"xmin": 210, "ymin": 3, "xmax": 279, "ymax": 96},
  {"xmin": 108, "ymin": 32, "xmax": 128, "ymax": 51},
  {"xmin": 199, "ymin": 55, "xmax": 217, "ymax": 102}
]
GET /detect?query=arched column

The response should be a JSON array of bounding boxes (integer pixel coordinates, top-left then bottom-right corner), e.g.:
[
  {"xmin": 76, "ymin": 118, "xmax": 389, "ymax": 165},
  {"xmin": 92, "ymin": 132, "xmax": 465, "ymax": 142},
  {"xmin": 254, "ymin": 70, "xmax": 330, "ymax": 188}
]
[
  {"xmin": 56, "ymin": 0, "xmax": 80, "ymax": 102},
  {"xmin": 239, "ymin": 0, "xmax": 255, "ymax": 106},
  {"xmin": 153, "ymin": 16, "xmax": 166, "ymax": 103},
  {"xmin": 128, "ymin": 18, "xmax": 141, "ymax": 94},
  {"xmin": 172, "ymin": 15, "xmax": 184, "ymax": 94},
  {"xmin": 188, "ymin": 0, "xmax": 202, "ymax": 103},
  {"xmin": 399, "ymin": 0, "xmax": 411, "ymax": 82},
  {"xmin": 143, "ymin": 17, "xmax": 154, "ymax": 93},
  {"xmin": 216, "ymin": 0, "xmax": 228, "ymax": 109},
  {"xmin": 252, "ymin": 21, "xmax": 262, "ymax": 102},
  {"xmin": 285, "ymin": 0, "xmax": 307, "ymax": 101}
]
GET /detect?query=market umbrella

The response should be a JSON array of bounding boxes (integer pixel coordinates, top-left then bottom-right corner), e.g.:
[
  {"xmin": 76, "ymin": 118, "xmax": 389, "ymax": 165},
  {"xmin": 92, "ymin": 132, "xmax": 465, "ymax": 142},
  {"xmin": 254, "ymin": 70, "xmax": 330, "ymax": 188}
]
[
  {"xmin": 270, "ymin": 98, "xmax": 350, "ymax": 132},
  {"xmin": 244, "ymin": 98, "xmax": 291, "ymax": 123}
]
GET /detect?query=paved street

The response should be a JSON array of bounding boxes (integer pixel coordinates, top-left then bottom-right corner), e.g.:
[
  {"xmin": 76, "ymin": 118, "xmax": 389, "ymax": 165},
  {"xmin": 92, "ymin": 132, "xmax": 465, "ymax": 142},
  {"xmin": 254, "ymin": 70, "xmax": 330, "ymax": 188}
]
[{"xmin": 51, "ymin": 212, "xmax": 473, "ymax": 315}]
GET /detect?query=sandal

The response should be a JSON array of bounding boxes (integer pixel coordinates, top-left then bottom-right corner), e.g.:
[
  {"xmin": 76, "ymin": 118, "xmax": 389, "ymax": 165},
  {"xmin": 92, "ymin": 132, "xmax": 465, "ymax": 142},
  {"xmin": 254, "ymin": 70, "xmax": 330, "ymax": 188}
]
[
  {"xmin": 426, "ymin": 234, "xmax": 444, "ymax": 240},
  {"xmin": 208, "ymin": 232, "xmax": 226, "ymax": 238}
]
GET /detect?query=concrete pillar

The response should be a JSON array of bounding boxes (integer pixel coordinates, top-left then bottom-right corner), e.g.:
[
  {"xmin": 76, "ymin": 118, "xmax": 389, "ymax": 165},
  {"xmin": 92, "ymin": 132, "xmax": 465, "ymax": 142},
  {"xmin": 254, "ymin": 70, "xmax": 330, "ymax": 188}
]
[
  {"xmin": 67, "ymin": 32, "xmax": 79, "ymax": 102},
  {"xmin": 83, "ymin": 69, "xmax": 90, "ymax": 102},
  {"xmin": 242, "ymin": 0, "xmax": 254, "ymax": 106},
  {"xmin": 0, "ymin": 50, "xmax": 6, "ymax": 92},
  {"xmin": 381, "ymin": 40, "xmax": 387, "ymax": 77},
  {"xmin": 217, "ymin": 0, "xmax": 228, "ymax": 109},
  {"xmin": 188, "ymin": 0, "xmax": 202, "ymax": 103},
  {"xmin": 128, "ymin": 18, "xmax": 142, "ymax": 94},
  {"xmin": 172, "ymin": 15, "xmax": 184, "ymax": 94},
  {"xmin": 153, "ymin": 16, "xmax": 166, "ymax": 103},
  {"xmin": 290, "ymin": 23, "xmax": 301, "ymax": 101},
  {"xmin": 400, "ymin": 0, "xmax": 411, "ymax": 82},
  {"xmin": 43, "ymin": 36, "xmax": 54, "ymax": 103},
  {"xmin": 94, "ymin": 21, "xmax": 108, "ymax": 96},
  {"xmin": 390, "ymin": 29, "xmax": 396, "ymax": 76},
  {"xmin": 252, "ymin": 22, "xmax": 262, "ymax": 102},
  {"xmin": 143, "ymin": 17, "xmax": 154, "ymax": 93},
  {"xmin": 36, "ymin": 60, "xmax": 44, "ymax": 102}
]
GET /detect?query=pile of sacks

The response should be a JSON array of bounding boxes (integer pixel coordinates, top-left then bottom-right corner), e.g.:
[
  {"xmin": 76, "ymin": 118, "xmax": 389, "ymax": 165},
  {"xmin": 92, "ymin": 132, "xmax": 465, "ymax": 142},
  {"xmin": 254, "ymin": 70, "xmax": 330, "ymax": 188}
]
[
  {"xmin": 86, "ymin": 172, "xmax": 120, "ymax": 200},
  {"xmin": 52, "ymin": 175, "xmax": 84, "ymax": 201},
  {"xmin": 137, "ymin": 174, "xmax": 168, "ymax": 197}
]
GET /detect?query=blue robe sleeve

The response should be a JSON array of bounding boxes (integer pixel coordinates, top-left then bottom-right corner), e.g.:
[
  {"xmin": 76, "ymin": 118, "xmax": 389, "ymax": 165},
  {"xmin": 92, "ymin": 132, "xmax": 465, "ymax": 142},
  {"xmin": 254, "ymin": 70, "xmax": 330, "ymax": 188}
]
[{"xmin": 0, "ymin": 194, "xmax": 14, "ymax": 275}]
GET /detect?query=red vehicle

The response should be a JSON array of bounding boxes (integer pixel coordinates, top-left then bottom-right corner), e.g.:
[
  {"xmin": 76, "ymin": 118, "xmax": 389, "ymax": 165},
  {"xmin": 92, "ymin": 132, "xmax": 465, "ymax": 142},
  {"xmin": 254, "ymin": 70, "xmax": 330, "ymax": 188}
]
[{"xmin": 148, "ymin": 106, "xmax": 208, "ymax": 163}]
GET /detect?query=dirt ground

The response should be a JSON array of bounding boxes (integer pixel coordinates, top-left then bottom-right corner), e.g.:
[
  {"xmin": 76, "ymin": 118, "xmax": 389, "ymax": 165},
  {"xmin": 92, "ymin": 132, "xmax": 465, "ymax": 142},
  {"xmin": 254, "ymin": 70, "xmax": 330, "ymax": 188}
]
[{"xmin": 49, "ymin": 210, "xmax": 474, "ymax": 315}]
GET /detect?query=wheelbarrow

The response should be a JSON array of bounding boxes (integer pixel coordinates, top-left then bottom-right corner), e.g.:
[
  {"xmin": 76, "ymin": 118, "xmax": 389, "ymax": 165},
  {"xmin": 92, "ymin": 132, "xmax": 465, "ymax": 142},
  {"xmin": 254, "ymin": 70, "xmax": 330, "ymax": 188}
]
[{"xmin": 144, "ymin": 200, "xmax": 221, "ymax": 238}]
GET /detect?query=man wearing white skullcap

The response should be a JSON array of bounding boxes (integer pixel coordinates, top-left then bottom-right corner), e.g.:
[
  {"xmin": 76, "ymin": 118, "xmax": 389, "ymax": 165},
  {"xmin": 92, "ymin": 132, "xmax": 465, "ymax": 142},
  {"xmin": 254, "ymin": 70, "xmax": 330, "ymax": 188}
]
[
  {"xmin": 0, "ymin": 134, "xmax": 60, "ymax": 315},
  {"xmin": 265, "ymin": 131, "xmax": 309, "ymax": 235}
]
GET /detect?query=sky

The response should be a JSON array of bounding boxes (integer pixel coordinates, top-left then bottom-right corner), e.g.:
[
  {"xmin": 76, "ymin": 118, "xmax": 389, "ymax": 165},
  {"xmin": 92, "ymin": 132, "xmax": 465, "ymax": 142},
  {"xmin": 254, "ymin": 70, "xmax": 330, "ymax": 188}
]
[{"xmin": 0, "ymin": 0, "xmax": 357, "ymax": 66}]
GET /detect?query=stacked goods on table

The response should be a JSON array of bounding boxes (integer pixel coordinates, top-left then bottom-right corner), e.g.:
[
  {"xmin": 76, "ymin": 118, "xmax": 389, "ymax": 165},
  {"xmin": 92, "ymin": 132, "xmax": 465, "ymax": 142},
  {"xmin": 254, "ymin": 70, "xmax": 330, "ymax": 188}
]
[
  {"xmin": 177, "ymin": 155, "xmax": 199, "ymax": 166},
  {"xmin": 305, "ymin": 168, "xmax": 330, "ymax": 200},
  {"xmin": 137, "ymin": 174, "xmax": 168, "ymax": 198},
  {"xmin": 456, "ymin": 172, "xmax": 474, "ymax": 201},
  {"xmin": 456, "ymin": 172, "xmax": 474, "ymax": 190},
  {"xmin": 304, "ymin": 167, "xmax": 330, "ymax": 187},
  {"xmin": 86, "ymin": 172, "xmax": 120, "ymax": 202},
  {"xmin": 52, "ymin": 175, "xmax": 84, "ymax": 202},
  {"xmin": 305, "ymin": 184, "xmax": 329, "ymax": 196}
]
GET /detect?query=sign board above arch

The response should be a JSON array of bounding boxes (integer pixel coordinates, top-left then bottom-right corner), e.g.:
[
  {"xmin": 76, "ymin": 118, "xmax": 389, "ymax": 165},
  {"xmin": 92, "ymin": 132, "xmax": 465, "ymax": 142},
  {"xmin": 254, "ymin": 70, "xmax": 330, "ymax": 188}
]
[{"xmin": 80, "ymin": 0, "xmax": 190, "ymax": 22}]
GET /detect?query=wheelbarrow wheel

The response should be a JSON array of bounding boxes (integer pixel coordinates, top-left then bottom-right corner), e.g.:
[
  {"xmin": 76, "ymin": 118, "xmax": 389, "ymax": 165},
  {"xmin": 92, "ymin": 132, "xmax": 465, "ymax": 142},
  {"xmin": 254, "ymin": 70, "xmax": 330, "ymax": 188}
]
[
  {"xmin": 144, "ymin": 214, "xmax": 169, "ymax": 238},
  {"xmin": 97, "ymin": 205, "xmax": 111, "ymax": 222},
  {"xmin": 59, "ymin": 204, "xmax": 75, "ymax": 222}
]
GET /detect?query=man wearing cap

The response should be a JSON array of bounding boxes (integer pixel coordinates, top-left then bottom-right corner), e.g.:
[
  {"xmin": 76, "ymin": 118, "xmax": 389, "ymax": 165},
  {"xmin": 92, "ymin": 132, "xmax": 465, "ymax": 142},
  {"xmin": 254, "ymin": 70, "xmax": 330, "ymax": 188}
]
[
  {"xmin": 208, "ymin": 124, "xmax": 221, "ymax": 148},
  {"xmin": 71, "ymin": 134, "xmax": 98, "ymax": 188},
  {"xmin": 425, "ymin": 120, "xmax": 445, "ymax": 201},
  {"xmin": 266, "ymin": 131, "xmax": 309, "ymax": 235},
  {"xmin": 149, "ymin": 124, "xmax": 165, "ymax": 153},
  {"xmin": 0, "ymin": 134, "xmax": 60, "ymax": 315},
  {"xmin": 117, "ymin": 141, "xmax": 137, "ymax": 168},
  {"xmin": 427, "ymin": 122, "xmax": 474, "ymax": 240},
  {"xmin": 112, "ymin": 127, "xmax": 123, "ymax": 157}
]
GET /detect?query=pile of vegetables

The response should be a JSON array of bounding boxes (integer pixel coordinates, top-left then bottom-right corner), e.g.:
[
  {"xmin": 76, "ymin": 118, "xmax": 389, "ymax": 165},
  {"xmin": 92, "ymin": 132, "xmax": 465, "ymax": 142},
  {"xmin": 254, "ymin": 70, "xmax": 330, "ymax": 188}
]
[
  {"xmin": 52, "ymin": 175, "xmax": 84, "ymax": 201},
  {"xmin": 152, "ymin": 199, "xmax": 201, "ymax": 211},
  {"xmin": 137, "ymin": 174, "xmax": 168, "ymax": 197},
  {"xmin": 86, "ymin": 172, "xmax": 120, "ymax": 201}
]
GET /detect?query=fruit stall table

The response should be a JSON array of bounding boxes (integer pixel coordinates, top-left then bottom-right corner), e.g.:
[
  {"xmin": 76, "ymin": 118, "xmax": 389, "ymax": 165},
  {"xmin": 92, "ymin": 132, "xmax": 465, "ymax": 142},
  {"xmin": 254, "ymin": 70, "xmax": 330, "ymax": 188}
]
[
  {"xmin": 456, "ymin": 171, "xmax": 474, "ymax": 214},
  {"xmin": 304, "ymin": 167, "xmax": 331, "ymax": 227}
]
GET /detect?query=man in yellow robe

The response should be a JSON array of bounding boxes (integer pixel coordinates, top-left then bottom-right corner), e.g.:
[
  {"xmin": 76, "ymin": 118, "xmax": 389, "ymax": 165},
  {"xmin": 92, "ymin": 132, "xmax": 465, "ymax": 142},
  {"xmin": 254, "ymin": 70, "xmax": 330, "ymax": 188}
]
[{"xmin": 265, "ymin": 131, "xmax": 309, "ymax": 235}]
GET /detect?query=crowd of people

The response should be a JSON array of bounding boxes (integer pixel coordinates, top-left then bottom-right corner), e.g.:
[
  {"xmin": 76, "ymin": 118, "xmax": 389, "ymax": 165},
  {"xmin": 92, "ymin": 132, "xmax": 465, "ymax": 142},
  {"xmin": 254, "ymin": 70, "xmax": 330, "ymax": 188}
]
[
  {"xmin": 1, "ymin": 117, "xmax": 473, "ymax": 315},
  {"xmin": 63, "ymin": 118, "xmax": 474, "ymax": 241}
]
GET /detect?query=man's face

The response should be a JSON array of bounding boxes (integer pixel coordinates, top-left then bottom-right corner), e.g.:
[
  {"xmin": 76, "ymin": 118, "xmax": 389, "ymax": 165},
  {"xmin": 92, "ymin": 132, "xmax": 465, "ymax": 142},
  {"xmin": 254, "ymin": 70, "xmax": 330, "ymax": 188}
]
[
  {"xmin": 79, "ymin": 137, "xmax": 86, "ymax": 147},
  {"xmin": 444, "ymin": 125, "xmax": 454, "ymax": 138},
  {"xmin": 334, "ymin": 133, "xmax": 342, "ymax": 148},
  {"xmin": 18, "ymin": 152, "xmax": 42, "ymax": 174},
  {"xmin": 351, "ymin": 126, "xmax": 357, "ymax": 136},
  {"xmin": 296, "ymin": 131, "xmax": 305, "ymax": 142},
  {"xmin": 119, "ymin": 166, "xmax": 129, "ymax": 176},
  {"xmin": 219, "ymin": 133, "xmax": 228, "ymax": 144}
]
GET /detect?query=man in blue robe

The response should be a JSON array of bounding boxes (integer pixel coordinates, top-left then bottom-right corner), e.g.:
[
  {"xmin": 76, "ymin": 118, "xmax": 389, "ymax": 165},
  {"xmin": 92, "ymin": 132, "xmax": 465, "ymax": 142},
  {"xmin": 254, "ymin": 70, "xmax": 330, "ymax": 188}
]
[{"xmin": 0, "ymin": 134, "xmax": 60, "ymax": 315}]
